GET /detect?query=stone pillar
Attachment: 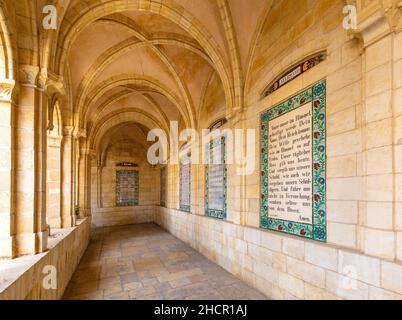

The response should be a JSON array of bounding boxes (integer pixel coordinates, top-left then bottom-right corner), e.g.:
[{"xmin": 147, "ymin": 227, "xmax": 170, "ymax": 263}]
[
  {"xmin": 61, "ymin": 126, "xmax": 75, "ymax": 228},
  {"xmin": 226, "ymin": 111, "xmax": 246, "ymax": 225},
  {"xmin": 14, "ymin": 65, "xmax": 48, "ymax": 255},
  {"xmin": 73, "ymin": 136, "xmax": 80, "ymax": 219},
  {"xmin": 355, "ymin": 2, "xmax": 402, "ymax": 259},
  {"xmin": 97, "ymin": 159, "xmax": 103, "ymax": 209},
  {"xmin": 77, "ymin": 145, "xmax": 92, "ymax": 219},
  {"xmin": 0, "ymin": 79, "xmax": 16, "ymax": 258}
]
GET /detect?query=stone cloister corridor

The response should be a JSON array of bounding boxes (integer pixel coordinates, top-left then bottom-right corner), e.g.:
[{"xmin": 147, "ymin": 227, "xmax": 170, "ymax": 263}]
[
  {"xmin": 63, "ymin": 223, "xmax": 266, "ymax": 300},
  {"xmin": 1, "ymin": 0, "xmax": 402, "ymax": 301}
]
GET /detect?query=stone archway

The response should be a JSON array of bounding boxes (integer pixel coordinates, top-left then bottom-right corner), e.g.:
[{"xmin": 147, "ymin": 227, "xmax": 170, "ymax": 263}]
[{"xmin": 0, "ymin": 3, "xmax": 16, "ymax": 258}]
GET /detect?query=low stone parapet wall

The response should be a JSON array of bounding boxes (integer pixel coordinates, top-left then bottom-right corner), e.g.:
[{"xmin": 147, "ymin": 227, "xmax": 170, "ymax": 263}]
[{"xmin": 0, "ymin": 217, "xmax": 91, "ymax": 300}]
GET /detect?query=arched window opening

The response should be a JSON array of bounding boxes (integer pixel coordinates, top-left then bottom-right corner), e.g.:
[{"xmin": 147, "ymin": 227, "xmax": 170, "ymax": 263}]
[{"xmin": 46, "ymin": 101, "xmax": 63, "ymax": 230}]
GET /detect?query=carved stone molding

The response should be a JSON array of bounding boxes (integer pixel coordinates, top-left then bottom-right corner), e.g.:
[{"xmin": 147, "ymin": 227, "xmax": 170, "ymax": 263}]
[
  {"xmin": 40, "ymin": 68, "xmax": 66, "ymax": 96},
  {"xmin": 0, "ymin": 78, "xmax": 16, "ymax": 102},
  {"xmin": 354, "ymin": 0, "xmax": 402, "ymax": 45},
  {"xmin": 62, "ymin": 126, "xmax": 74, "ymax": 137},
  {"xmin": 37, "ymin": 68, "xmax": 48, "ymax": 90},
  {"xmin": 227, "ymin": 109, "xmax": 244, "ymax": 126},
  {"xmin": 19, "ymin": 65, "xmax": 40, "ymax": 87},
  {"xmin": 73, "ymin": 127, "xmax": 87, "ymax": 139}
]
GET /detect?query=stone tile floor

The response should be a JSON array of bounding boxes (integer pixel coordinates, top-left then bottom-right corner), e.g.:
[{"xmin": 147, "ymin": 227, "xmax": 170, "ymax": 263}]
[{"xmin": 63, "ymin": 223, "xmax": 267, "ymax": 300}]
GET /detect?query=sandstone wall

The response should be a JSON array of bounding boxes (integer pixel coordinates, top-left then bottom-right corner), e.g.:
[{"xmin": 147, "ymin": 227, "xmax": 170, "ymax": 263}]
[
  {"xmin": 90, "ymin": 139, "xmax": 159, "ymax": 228},
  {"xmin": 155, "ymin": 0, "xmax": 402, "ymax": 300},
  {"xmin": 156, "ymin": 208, "xmax": 402, "ymax": 299}
]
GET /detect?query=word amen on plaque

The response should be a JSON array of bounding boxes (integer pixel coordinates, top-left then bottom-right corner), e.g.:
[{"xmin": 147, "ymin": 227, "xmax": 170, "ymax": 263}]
[{"xmin": 260, "ymin": 80, "xmax": 326, "ymax": 242}]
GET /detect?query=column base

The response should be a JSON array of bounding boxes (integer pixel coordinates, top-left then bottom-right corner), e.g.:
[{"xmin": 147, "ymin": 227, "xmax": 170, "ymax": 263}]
[
  {"xmin": 15, "ymin": 230, "xmax": 48, "ymax": 256},
  {"xmin": 61, "ymin": 214, "xmax": 75, "ymax": 228},
  {"xmin": 0, "ymin": 235, "xmax": 17, "ymax": 258},
  {"xmin": 48, "ymin": 216, "xmax": 62, "ymax": 229}
]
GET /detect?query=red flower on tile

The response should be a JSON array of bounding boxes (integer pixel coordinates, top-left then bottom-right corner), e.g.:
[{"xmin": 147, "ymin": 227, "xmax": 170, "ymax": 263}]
[
  {"xmin": 300, "ymin": 229, "xmax": 306, "ymax": 236},
  {"xmin": 278, "ymin": 225, "xmax": 283, "ymax": 231},
  {"xmin": 314, "ymin": 100, "xmax": 320, "ymax": 108},
  {"xmin": 300, "ymin": 97, "xmax": 306, "ymax": 104},
  {"xmin": 314, "ymin": 163, "xmax": 320, "ymax": 170},
  {"xmin": 314, "ymin": 131, "xmax": 320, "ymax": 139},
  {"xmin": 314, "ymin": 194, "xmax": 320, "ymax": 202}
]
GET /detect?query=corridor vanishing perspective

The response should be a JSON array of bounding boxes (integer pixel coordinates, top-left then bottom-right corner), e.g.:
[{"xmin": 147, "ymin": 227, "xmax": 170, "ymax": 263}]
[
  {"xmin": 63, "ymin": 224, "xmax": 266, "ymax": 300},
  {"xmin": 1, "ymin": 0, "xmax": 402, "ymax": 301}
]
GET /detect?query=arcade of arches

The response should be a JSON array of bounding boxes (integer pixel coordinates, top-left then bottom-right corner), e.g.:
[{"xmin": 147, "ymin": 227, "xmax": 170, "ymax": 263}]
[{"xmin": 1, "ymin": 0, "xmax": 402, "ymax": 300}]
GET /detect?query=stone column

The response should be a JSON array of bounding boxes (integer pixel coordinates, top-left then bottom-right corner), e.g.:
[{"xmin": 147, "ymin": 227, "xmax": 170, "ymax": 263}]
[
  {"xmin": 77, "ymin": 145, "xmax": 92, "ymax": 219},
  {"xmin": 0, "ymin": 79, "xmax": 16, "ymax": 258},
  {"xmin": 14, "ymin": 65, "xmax": 48, "ymax": 255},
  {"xmin": 61, "ymin": 126, "xmax": 75, "ymax": 228},
  {"xmin": 97, "ymin": 158, "xmax": 103, "ymax": 209},
  {"xmin": 73, "ymin": 136, "xmax": 80, "ymax": 219}
]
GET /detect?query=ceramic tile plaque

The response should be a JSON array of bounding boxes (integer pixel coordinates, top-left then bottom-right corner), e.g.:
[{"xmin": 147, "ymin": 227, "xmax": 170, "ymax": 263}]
[
  {"xmin": 205, "ymin": 136, "xmax": 227, "ymax": 219},
  {"xmin": 116, "ymin": 170, "xmax": 139, "ymax": 207},
  {"xmin": 179, "ymin": 158, "xmax": 191, "ymax": 212},
  {"xmin": 160, "ymin": 167, "xmax": 166, "ymax": 207},
  {"xmin": 260, "ymin": 80, "xmax": 326, "ymax": 241}
]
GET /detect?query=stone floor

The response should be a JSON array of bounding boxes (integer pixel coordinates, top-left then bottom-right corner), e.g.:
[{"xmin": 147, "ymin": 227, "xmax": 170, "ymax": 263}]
[{"xmin": 63, "ymin": 223, "xmax": 267, "ymax": 300}]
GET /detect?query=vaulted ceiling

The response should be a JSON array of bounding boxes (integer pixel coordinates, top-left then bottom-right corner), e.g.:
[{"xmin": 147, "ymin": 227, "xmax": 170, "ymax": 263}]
[{"xmin": 35, "ymin": 0, "xmax": 272, "ymax": 153}]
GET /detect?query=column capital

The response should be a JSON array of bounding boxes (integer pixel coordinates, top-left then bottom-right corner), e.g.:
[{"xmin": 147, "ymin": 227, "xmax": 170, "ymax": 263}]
[
  {"xmin": 62, "ymin": 126, "xmax": 74, "ymax": 137},
  {"xmin": 73, "ymin": 127, "xmax": 87, "ymax": 139},
  {"xmin": 38, "ymin": 68, "xmax": 66, "ymax": 96},
  {"xmin": 0, "ymin": 78, "xmax": 15, "ymax": 102},
  {"xmin": 18, "ymin": 64, "xmax": 40, "ymax": 88}
]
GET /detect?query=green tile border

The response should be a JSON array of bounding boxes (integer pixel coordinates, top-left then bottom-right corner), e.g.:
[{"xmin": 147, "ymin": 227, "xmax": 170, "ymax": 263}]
[{"xmin": 260, "ymin": 80, "xmax": 327, "ymax": 242}]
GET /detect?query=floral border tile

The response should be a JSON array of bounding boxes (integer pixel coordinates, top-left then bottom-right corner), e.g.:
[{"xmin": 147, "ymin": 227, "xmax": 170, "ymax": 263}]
[{"xmin": 260, "ymin": 80, "xmax": 327, "ymax": 242}]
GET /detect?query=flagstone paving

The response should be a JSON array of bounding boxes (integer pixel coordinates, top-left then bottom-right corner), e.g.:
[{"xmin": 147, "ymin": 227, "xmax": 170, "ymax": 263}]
[{"xmin": 63, "ymin": 223, "xmax": 267, "ymax": 300}]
